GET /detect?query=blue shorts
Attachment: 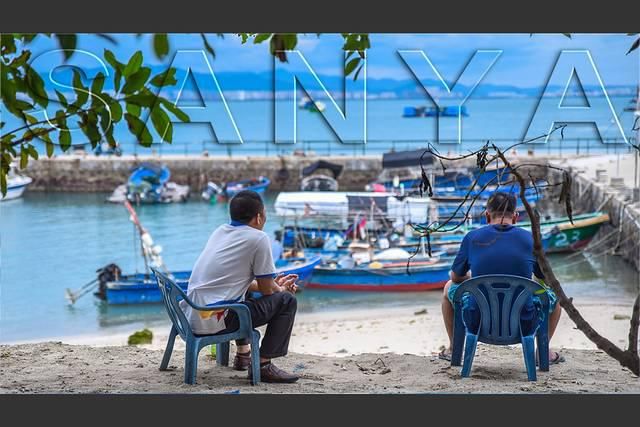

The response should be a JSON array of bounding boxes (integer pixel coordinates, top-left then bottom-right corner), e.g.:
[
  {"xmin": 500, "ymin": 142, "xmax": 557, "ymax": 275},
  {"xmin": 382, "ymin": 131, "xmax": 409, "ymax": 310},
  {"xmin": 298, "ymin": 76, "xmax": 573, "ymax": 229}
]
[{"xmin": 447, "ymin": 283, "xmax": 558, "ymax": 314}]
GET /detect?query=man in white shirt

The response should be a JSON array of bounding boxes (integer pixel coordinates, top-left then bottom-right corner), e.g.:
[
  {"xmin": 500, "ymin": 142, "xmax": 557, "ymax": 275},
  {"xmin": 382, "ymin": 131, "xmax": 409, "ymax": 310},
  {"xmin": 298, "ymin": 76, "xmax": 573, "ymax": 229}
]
[{"xmin": 182, "ymin": 190, "xmax": 300, "ymax": 383}]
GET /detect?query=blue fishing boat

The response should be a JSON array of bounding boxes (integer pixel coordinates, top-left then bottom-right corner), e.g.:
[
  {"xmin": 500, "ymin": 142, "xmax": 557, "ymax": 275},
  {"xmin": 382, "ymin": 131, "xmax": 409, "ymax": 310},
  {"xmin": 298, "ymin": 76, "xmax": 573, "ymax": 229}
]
[
  {"xmin": 104, "ymin": 256, "xmax": 322, "ymax": 305},
  {"xmin": 307, "ymin": 259, "xmax": 451, "ymax": 292},
  {"xmin": 224, "ymin": 176, "xmax": 271, "ymax": 198},
  {"xmin": 107, "ymin": 163, "xmax": 190, "ymax": 203}
]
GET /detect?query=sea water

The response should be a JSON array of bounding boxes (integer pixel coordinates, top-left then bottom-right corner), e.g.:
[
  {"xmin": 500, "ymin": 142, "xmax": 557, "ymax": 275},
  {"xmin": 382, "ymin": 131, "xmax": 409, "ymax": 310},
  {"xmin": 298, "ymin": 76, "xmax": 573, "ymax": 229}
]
[
  {"xmin": 1, "ymin": 192, "xmax": 639, "ymax": 343},
  {"xmin": 28, "ymin": 97, "xmax": 638, "ymax": 157}
]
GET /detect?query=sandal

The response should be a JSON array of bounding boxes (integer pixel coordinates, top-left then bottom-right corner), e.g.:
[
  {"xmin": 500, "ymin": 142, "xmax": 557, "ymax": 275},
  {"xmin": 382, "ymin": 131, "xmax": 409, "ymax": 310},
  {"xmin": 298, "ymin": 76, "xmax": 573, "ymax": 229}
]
[
  {"xmin": 438, "ymin": 349, "xmax": 452, "ymax": 362},
  {"xmin": 536, "ymin": 351, "xmax": 565, "ymax": 366}
]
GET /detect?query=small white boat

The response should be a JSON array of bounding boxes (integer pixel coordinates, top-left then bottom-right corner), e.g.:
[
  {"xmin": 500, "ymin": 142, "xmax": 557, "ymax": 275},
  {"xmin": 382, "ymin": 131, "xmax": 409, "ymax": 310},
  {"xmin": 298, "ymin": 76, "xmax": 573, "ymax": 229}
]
[
  {"xmin": 2, "ymin": 170, "xmax": 33, "ymax": 201},
  {"xmin": 274, "ymin": 191, "xmax": 431, "ymax": 224}
]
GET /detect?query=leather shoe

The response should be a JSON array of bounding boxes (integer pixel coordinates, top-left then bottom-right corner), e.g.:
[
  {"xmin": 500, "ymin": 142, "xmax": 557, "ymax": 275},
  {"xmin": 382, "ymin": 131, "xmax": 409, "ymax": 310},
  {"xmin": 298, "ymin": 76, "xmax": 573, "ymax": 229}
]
[{"xmin": 248, "ymin": 362, "xmax": 299, "ymax": 383}]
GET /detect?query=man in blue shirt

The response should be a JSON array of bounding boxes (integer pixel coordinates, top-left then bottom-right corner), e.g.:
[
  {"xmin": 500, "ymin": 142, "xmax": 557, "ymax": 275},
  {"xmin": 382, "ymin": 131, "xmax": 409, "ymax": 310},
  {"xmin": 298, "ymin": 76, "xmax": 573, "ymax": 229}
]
[{"xmin": 439, "ymin": 191, "xmax": 563, "ymax": 364}]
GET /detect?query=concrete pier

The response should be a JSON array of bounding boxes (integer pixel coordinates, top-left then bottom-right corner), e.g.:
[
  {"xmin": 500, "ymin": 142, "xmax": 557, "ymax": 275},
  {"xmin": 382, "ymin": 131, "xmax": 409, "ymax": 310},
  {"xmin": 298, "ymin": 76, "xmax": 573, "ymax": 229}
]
[{"xmin": 23, "ymin": 154, "xmax": 383, "ymax": 193}]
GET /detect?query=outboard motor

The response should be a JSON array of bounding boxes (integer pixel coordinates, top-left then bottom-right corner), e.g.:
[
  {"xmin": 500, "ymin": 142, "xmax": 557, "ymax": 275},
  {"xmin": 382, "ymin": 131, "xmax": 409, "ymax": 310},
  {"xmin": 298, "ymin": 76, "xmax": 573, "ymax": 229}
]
[{"xmin": 94, "ymin": 263, "xmax": 122, "ymax": 300}]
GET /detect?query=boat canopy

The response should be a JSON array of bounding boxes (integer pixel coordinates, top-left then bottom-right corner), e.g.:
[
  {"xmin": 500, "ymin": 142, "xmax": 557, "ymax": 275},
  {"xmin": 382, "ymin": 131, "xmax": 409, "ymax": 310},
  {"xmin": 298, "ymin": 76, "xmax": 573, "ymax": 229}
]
[
  {"xmin": 302, "ymin": 160, "xmax": 344, "ymax": 179},
  {"xmin": 129, "ymin": 163, "xmax": 170, "ymax": 186},
  {"xmin": 382, "ymin": 149, "xmax": 434, "ymax": 169}
]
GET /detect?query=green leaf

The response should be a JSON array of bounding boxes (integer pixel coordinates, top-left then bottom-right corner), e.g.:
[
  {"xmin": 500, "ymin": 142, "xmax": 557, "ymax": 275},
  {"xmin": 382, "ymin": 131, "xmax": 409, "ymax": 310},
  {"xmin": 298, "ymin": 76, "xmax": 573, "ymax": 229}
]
[
  {"xmin": 83, "ymin": 112, "xmax": 102, "ymax": 146},
  {"xmin": 27, "ymin": 145, "xmax": 39, "ymax": 160},
  {"xmin": 59, "ymin": 130, "xmax": 71, "ymax": 150},
  {"xmin": 121, "ymin": 67, "xmax": 151, "ymax": 94},
  {"xmin": 125, "ymin": 113, "xmax": 152, "ymax": 146},
  {"xmin": 104, "ymin": 49, "xmax": 119, "ymax": 69},
  {"xmin": 125, "ymin": 92, "xmax": 156, "ymax": 108},
  {"xmin": 153, "ymin": 34, "xmax": 169, "ymax": 59},
  {"xmin": 55, "ymin": 34, "xmax": 77, "ymax": 61},
  {"xmin": 150, "ymin": 68, "xmax": 177, "ymax": 87},
  {"xmin": 106, "ymin": 97, "xmax": 123, "ymax": 122},
  {"xmin": 91, "ymin": 72, "xmax": 106, "ymax": 97},
  {"xmin": 353, "ymin": 64, "xmax": 363, "ymax": 81},
  {"xmin": 0, "ymin": 170, "xmax": 6, "ymax": 197},
  {"xmin": 55, "ymin": 90, "xmax": 69, "ymax": 108},
  {"xmin": 1, "ymin": 34, "xmax": 17, "ymax": 55},
  {"xmin": 200, "ymin": 34, "xmax": 216, "ymax": 58},
  {"xmin": 345, "ymin": 57, "xmax": 360, "ymax": 77},
  {"xmin": 72, "ymin": 69, "xmax": 89, "ymax": 106},
  {"xmin": 123, "ymin": 51, "xmax": 143, "ymax": 77},
  {"xmin": 9, "ymin": 50, "xmax": 31, "ymax": 68},
  {"xmin": 55, "ymin": 111, "xmax": 71, "ymax": 150},
  {"xmin": 114, "ymin": 69, "xmax": 122, "ymax": 93},
  {"xmin": 14, "ymin": 100, "xmax": 34, "ymax": 111},
  {"xmin": 253, "ymin": 33, "xmax": 272, "ymax": 44},
  {"xmin": 626, "ymin": 37, "xmax": 640, "ymax": 55},
  {"xmin": 42, "ymin": 133, "xmax": 55, "ymax": 157},
  {"xmin": 160, "ymin": 99, "xmax": 190, "ymax": 123},
  {"xmin": 20, "ymin": 149, "xmax": 28, "ymax": 169},
  {"xmin": 150, "ymin": 106, "xmax": 172, "ymax": 142},
  {"xmin": 126, "ymin": 102, "xmax": 141, "ymax": 117},
  {"xmin": 25, "ymin": 65, "xmax": 48, "ymax": 107}
]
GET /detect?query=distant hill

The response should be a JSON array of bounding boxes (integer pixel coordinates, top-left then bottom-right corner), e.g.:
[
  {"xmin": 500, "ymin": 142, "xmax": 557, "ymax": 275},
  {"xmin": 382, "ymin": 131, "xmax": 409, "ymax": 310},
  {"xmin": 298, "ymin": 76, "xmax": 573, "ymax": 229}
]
[{"xmin": 44, "ymin": 67, "xmax": 637, "ymax": 100}]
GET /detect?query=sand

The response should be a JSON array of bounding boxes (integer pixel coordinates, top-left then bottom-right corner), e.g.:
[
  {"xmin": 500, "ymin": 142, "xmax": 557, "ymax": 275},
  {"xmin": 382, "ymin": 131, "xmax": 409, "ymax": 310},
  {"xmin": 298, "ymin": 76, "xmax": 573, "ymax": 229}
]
[{"xmin": 1, "ymin": 297, "xmax": 639, "ymax": 393}]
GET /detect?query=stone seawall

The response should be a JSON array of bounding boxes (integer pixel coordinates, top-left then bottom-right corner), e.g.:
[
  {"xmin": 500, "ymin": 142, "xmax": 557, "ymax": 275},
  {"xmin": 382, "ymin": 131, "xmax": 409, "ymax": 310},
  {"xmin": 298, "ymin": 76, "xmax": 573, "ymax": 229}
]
[{"xmin": 23, "ymin": 154, "xmax": 383, "ymax": 193}]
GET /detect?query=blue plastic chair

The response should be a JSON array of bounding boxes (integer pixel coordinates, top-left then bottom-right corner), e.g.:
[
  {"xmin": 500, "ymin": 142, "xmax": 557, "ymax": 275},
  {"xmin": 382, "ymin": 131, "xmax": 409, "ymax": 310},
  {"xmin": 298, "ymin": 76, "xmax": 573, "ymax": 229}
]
[
  {"xmin": 151, "ymin": 268, "xmax": 261, "ymax": 385},
  {"xmin": 451, "ymin": 274, "xmax": 550, "ymax": 381}
]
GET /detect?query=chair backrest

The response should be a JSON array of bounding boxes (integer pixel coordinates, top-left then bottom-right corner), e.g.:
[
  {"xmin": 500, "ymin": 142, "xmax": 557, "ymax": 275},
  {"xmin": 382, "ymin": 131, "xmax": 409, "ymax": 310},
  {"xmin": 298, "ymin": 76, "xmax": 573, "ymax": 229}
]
[
  {"xmin": 452, "ymin": 274, "xmax": 549, "ymax": 345},
  {"xmin": 151, "ymin": 267, "xmax": 193, "ymax": 341}
]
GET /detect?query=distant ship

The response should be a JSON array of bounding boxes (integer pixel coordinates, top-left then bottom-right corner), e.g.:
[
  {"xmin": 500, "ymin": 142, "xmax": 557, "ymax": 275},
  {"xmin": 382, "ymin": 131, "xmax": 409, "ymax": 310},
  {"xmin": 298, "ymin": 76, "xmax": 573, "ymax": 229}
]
[
  {"xmin": 403, "ymin": 105, "xmax": 469, "ymax": 117},
  {"xmin": 298, "ymin": 97, "xmax": 326, "ymax": 113}
]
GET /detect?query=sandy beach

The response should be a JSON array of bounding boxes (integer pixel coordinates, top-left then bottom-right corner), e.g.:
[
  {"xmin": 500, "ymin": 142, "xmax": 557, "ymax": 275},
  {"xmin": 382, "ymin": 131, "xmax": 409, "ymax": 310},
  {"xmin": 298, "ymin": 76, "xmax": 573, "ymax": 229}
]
[{"xmin": 2, "ymin": 296, "xmax": 639, "ymax": 393}]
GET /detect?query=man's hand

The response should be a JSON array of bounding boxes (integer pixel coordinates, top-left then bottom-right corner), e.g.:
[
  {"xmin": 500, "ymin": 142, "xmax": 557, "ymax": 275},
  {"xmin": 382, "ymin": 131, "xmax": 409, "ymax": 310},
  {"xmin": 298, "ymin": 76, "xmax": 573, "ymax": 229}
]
[{"xmin": 275, "ymin": 273, "xmax": 299, "ymax": 293}]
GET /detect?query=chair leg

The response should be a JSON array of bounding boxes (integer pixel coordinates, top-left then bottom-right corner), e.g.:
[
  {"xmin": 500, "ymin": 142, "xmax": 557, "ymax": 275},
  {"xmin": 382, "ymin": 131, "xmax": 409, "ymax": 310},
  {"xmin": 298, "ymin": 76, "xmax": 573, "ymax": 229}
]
[
  {"xmin": 159, "ymin": 326, "xmax": 178, "ymax": 371},
  {"xmin": 184, "ymin": 341, "xmax": 200, "ymax": 385},
  {"xmin": 461, "ymin": 332, "xmax": 478, "ymax": 377},
  {"xmin": 216, "ymin": 342, "xmax": 230, "ymax": 367},
  {"xmin": 537, "ymin": 330, "xmax": 550, "ymax": 372},
  {"xmin": 250, "ymin": 330, "xmax": 261, "ymax": 386},
  {"xmin": 451, "ymin": 307, "xmax": 466, "ymax": 367},
  {"xmin": 522, "ymin": 335, "xmax": 537, "ymax": 381}
]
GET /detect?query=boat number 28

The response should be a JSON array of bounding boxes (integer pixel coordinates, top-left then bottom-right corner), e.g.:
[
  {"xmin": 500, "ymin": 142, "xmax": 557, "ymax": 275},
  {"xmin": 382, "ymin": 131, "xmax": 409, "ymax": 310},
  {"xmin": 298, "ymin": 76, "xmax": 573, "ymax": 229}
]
[{"xmin": 554, "ymin": 230, "xmax": 581, "ymax": 247}]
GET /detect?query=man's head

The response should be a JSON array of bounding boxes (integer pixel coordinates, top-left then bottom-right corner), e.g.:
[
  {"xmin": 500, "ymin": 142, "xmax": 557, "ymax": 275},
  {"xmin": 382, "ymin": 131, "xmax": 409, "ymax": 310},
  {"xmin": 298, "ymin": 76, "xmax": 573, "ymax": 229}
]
[
  {"xmin": 229, "ymin": 190, "xmax": 266, "ymax": 230},
  {"xmin": 485, "ymin": 191, "xmax": 518, "ymax": 225}
]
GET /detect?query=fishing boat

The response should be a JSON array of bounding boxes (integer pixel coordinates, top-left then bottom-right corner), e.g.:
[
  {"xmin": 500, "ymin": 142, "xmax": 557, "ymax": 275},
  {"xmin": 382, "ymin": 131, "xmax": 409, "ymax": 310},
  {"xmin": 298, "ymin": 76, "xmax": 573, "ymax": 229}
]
[
  {"xmin": 1, "ymin": 169, "xmax": 33, "ymax": 201},
  {"xmin": 274, "ymin": 191, "xmax": 431, "ymax": 225},
  {"xmin": 300, "ymin": 160, "xmax": 343, "ymax": 192},
  {"xmin": 299, "ymin": 97, "xmax": 326, "ymax": 113},
  {"xmin": 107, "ymin": 163, "xmax": 190, "ymax": 204},
  {"xmin": 202, "ymin": 176, "xmax": 271, "ymax": 201},
  {"xmin": 103, "ymin": 256, "xmax": 322, "ymax": 305},
  {"xmin": 424, "ymin": 106, "xmax": 469, "ymax": 117},
  {"xmin": 366, "ymin": 148, "xmax": 510, "ymax": 195},
  {"xmin": 539, "ymin": 212, "xmax": 610, "ymax": 253},
  {"xmin": 307, "ymin": 258, "xmax": 451, "ymax": 292},
  {"xmin": 402, "ymin": 106, "xmax": 469, "ymax": 118}
]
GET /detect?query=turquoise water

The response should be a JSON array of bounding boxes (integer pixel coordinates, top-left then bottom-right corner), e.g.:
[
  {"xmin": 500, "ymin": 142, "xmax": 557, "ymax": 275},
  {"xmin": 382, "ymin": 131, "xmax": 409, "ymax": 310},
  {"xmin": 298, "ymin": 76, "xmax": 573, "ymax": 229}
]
[
  {"xmin": 1, "ymin": 192, "xmax": 639, "ymax": 343},
  {"xmin": 29, "ymin": 97, "xmax": 638, "ymax": 157}
]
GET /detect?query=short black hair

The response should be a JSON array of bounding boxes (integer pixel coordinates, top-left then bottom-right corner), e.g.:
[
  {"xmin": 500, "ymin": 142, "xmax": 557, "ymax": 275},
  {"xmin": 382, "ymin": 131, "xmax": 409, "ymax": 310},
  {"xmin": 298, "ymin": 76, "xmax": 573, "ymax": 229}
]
[
  {"xmin": 486, "ymin": 191, "xmax": 516, "ymax": 214},
  {"xmin": 229, "ymin": 190, "xmax": 265, "ymax": 223}
]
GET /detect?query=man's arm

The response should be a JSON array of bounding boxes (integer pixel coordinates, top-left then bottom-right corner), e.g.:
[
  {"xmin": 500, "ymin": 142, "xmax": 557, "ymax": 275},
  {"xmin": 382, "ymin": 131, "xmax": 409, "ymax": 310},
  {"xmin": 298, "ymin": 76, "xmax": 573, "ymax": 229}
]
[
  {"xmin": 255, "ymin": 274, "xmax": 299, "ymax": 295},
  {"xmin": 449, "ymin": 234, "xmax": 471, "ymax": 283}
]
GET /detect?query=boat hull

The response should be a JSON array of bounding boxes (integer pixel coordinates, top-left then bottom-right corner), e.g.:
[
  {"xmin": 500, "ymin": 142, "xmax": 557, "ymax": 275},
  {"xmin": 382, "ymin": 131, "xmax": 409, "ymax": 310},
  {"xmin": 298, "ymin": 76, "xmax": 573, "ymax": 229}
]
[
  {"xmin": 1, "ymin": 176, "xmax": 32, "ymax": 201},
  {"xmin": 307, "ymin": 264, "xmax": 450, "ymax": 292},
  {"xmin": 104, "ymin": 257, "xmax": 321, "ymax": 305},
  {"xmin": 1, "ymin": 183, "xmax": 30, "ymax": 201}
]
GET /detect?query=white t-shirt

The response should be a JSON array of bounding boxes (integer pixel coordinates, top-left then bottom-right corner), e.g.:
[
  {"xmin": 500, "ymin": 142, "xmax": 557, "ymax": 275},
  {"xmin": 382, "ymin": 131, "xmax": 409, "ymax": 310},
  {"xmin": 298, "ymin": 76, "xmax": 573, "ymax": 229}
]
[{"xmin": 180, "ymin": 223, "xmax": 276, "ymax": 335}]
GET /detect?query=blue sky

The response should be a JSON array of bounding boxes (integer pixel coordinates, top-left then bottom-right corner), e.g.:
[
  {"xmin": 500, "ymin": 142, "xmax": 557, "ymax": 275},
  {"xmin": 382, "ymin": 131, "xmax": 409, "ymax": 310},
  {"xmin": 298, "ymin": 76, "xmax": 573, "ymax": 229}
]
[{"xmin": 25, "ymin": 33, "xmax": 639, "ymax": 89}]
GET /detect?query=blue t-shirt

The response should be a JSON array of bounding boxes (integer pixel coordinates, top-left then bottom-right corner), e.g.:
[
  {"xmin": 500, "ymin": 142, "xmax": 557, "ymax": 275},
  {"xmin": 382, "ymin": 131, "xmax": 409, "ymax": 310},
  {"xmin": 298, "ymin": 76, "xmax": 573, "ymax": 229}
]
[
  {"xmin": 451, "ymin": 224, "xmax": 543, "ymax": 279},
  {"xmin": 450, "ymin": 224, "xmax": 545, "ymax": 334}
]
